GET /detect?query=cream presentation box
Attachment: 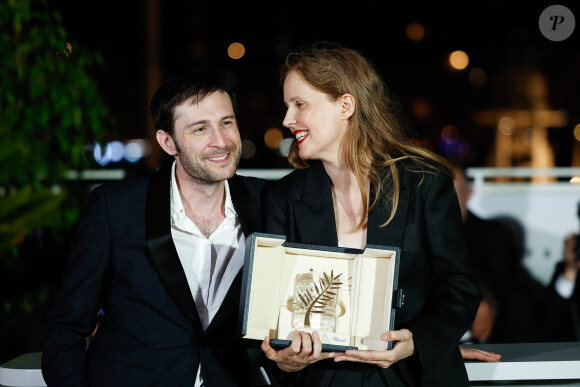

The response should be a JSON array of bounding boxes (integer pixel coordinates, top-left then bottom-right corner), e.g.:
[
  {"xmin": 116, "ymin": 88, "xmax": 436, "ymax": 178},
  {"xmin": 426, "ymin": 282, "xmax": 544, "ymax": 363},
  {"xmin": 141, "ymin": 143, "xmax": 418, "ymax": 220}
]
[{"xmin": 238, "ymin": 233, "xmax": 403, "ymax": 352}]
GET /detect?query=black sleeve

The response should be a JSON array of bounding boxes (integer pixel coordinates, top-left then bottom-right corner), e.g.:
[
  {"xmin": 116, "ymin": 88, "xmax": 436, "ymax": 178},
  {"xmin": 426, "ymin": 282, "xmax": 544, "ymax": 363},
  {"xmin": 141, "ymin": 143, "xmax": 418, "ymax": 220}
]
[
  {"xmin": 404, "ymin": 171, "xmax": 481, "ymax": 380},
  {"xmin": 40, "ymin": 187, "xmax": 112, "ymax": 386}
]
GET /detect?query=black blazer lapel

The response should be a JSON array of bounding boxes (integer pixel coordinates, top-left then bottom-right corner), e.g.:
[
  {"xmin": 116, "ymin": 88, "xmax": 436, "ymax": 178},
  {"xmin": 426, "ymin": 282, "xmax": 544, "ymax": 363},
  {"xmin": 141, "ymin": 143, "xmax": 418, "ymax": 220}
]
[
  {"xmin": 367, "ymin": 168, "xmax": 409, "ymax": 247},
  {"xmin": 203, "ymin": 269, "xmax": 243, "ymax": 338},
  {"xmin": 294, "ymin": 162, "xmax": 338, "ymax": 246},
  {"xmin": 145, "ymin": 165, "xmax": 204, "ymax": 334},
  {"xmin": 293, "ymin": 162, "xmax": 410, "ymax": 249}
]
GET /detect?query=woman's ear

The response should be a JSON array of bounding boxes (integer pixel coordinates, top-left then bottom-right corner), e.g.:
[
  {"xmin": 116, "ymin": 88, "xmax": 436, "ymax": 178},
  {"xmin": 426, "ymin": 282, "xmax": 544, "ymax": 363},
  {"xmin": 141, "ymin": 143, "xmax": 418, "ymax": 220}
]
[
  {"xmin": 156, "ymin": 130, "xmax": 178, "ymax": 156},
  {"xmin": 340, "ymin": 94, "xmax": 355, "ymax": 119}
]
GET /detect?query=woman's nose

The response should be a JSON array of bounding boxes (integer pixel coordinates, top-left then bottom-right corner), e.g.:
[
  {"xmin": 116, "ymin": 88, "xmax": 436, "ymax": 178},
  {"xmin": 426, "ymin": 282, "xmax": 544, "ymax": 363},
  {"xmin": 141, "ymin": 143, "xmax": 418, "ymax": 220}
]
[{"xmin": 282, "ymin": 108, "xmax": 295, "ymax": 129}]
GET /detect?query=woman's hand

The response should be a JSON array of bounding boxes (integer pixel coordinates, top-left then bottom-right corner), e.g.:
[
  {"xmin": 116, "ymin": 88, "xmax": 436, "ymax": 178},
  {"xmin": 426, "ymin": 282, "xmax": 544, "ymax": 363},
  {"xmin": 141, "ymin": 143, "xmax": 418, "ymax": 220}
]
[
  {"xmin": 261, "ymin": 331, "xmax": 336, "ymax": 372},
  {"xmin": 460, "ymin": 346, "xmax": 501, "ymax": 362},
  {"xmin": 333, "ymin": 329, "xmax": 415, "ymax": 368}
]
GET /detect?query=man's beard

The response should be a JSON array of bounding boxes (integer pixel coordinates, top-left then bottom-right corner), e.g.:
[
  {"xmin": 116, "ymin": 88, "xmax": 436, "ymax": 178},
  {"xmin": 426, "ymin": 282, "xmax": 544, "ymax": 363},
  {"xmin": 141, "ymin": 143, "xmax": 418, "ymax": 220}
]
[{"xmin": 176, "ymin": 142, "xmax": 241, "ymax": 184}]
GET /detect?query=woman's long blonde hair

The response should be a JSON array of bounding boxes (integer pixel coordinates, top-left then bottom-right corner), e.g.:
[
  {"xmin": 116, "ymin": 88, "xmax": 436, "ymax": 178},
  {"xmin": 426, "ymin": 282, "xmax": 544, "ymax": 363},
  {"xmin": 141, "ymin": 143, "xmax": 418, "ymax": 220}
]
[{"xmin": 281, "ymin": 42, "xmax": 452, "ymax": 229}]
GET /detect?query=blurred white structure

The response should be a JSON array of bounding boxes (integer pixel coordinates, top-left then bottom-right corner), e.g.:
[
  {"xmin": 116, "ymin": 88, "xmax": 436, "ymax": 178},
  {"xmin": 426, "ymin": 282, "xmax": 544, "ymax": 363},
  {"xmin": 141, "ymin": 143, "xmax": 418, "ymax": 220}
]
[{"xmin": 467, "ymin": 167, "xmax": 580, "ymax": 285}]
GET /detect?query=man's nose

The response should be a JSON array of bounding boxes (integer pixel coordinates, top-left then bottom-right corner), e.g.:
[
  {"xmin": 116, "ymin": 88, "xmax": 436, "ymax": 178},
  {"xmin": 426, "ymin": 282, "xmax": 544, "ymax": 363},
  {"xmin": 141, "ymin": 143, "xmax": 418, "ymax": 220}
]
[{"xmin": 210, "ymin": 128, "xmax": 227, "ymax": 147}]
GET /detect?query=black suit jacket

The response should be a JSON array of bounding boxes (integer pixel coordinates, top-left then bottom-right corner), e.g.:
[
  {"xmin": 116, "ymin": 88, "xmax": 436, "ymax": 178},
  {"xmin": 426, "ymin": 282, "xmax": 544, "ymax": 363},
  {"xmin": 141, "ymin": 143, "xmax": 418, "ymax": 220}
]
[
  {"xmin": 545, "ymin": 262, "xmax": 580, "ymax": 342},
  {"xmin": 264, "ymin": 161, "xmax": 480, "ymax": 387},
  {"xmin": 40, "ymin": 165, "xmax": 267, "ymax": 386},
  {"xmin": 464, "ymin": 212, "xmax": 545, "ymax": 343}
]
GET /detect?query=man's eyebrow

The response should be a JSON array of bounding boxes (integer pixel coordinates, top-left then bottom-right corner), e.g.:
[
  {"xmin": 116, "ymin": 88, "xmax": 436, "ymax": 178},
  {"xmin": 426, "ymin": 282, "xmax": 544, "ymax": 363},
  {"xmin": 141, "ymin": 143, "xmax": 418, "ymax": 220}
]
[
  {"xmin": 184, "ymin": 115, "xmax": 235, "ymax": 129},
  {"xmin": 185, "ymin": 119, "xmax": 208, "ymax": 129}
]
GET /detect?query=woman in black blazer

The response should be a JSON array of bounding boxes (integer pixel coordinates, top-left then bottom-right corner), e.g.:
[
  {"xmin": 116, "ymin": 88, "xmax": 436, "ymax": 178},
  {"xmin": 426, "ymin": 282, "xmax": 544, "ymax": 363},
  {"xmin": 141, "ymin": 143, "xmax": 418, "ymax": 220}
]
[{"xmin": 260, "ymin": 42, "xmax": 481, "ymax": 386}]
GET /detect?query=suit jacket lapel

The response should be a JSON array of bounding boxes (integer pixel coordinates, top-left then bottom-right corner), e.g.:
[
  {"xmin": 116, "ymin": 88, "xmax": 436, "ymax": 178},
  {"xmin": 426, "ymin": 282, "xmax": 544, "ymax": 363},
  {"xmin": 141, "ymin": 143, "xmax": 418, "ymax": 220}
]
[
  {"xmin": 204, "ymin": 269, "xmax": 243, "ymax": 337},
  {"xmin": 367, "ymin": 168, "xmax": 409, "ymax": 247},
  {"xmin": 295, "ymin": 161, "xmax": 338, "ymax": 246},
  {"xmin": 202, "ymin": 174, "xmax": 261, "ymax": 336},
  {"xmin": 145, "ymin": 164, "xmax": 204, "ymax": 335},
  {"xmin": 294, "ymin": 162, "xmax": 410, "ymax": 248}
]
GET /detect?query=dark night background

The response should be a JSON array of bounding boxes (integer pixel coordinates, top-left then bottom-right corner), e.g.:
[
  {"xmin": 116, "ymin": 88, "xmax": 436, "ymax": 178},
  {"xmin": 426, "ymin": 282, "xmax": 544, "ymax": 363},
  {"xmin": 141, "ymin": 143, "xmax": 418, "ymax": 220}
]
[
  {"xmin": 1, "ymin": 0, "xmax": 579, "ymax": 365},
  {"xmin": 49, "ymin": 0, "xmax": 580, "ymax": 170}
]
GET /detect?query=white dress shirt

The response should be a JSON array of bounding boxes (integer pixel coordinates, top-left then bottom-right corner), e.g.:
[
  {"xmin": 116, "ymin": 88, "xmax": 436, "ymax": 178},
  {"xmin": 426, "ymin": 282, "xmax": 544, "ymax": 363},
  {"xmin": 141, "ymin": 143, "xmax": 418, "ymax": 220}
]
[
  {"xmin": 169, "ymin": 162, "xmax": 245, "ymax": 386},
  {"xmin": 555, "ymin": 274, "xmax": 575, "ymax": 299}
]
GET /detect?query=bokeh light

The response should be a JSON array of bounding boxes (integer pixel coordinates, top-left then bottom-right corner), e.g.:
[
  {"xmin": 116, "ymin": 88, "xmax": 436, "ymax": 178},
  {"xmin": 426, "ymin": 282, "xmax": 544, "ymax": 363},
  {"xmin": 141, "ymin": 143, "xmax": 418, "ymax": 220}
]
[
  {"xmin": 264, "ymin": 127, "xmax": 284, "ymax": 149},
  {"xmin": 521, "ymin": 128, "xmax": 533, "ymax": 146},
  {"xmin": 448, "ymin": 50, "xmax": 469, "ymax": 70},
  {"xmin": 125, "ymin": 139, "xmax": 151, "ymax": 163},
  {"xmin": 93, "ymin": 140, "xmax": 152, "ymax": 166},
  {"xmin": 574, "ymin": 123, "xmax": 580, "ymax": 141},
  {"xmin": 227, "ymin": 42, "xmax": 246, "ymax": 59},
  {"xmin": 109, "ymin": 141, "xmax": 125, "ymax": 162},
  {"xmin": 469, "ymin": 67, "xmax": 487, "ymax": 86},
  {"xmin": 411, "ymin": 97, "xmax": 432, "ymax": 120},
  {"xmin": 277, "ymin": 138, "xmax": 294, "ymax": 158},
  {"xmin": 441, "ymin": 125, "xmax": 459, "ymax": 144},
  {"xmin": 405, "ymin": 22, "xmax": 425, "ymax": 42},
  {"xmin": 241, "ymin": 139, "xmax": 256, "ymax": 159},
  {"xmin": 498, "ymin": 117, "xmax": 517, "ymax": 136},
  {"xmin": 93, "ymin": 142, "xmax": 113, "ymax": 166}
]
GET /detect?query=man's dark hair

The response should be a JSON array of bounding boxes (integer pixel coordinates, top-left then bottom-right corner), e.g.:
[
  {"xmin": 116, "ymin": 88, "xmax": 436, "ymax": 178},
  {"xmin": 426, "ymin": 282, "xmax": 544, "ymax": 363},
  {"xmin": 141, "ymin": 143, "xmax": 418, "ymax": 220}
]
[{"xmin": 150, "ymin": 66, "xmax": 238, "ymax": 136}]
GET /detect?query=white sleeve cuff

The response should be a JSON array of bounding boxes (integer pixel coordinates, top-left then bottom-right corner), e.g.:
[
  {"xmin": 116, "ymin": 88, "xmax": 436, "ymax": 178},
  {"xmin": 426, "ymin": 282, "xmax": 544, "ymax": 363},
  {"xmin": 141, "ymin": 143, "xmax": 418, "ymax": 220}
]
[{"xmin": 554, "ymin": 274, "xmax": 575, "ymax": 299}]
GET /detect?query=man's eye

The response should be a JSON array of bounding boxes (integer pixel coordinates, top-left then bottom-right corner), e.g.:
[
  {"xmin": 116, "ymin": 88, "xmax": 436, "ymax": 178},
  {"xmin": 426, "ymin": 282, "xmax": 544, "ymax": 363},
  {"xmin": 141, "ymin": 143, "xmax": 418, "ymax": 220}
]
[{"xmin": 194, "ymin": 127, "xmax": 207, "ymax": 134}]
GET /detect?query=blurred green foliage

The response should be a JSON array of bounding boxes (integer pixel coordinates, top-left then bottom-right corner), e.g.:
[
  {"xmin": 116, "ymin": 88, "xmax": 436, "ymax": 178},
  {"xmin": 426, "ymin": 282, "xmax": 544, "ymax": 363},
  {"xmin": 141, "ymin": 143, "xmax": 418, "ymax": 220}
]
[
  {"xmin": 0, "ymin": 0, "xmax": 109, "ymax": 252},
  {"xmin": 0, "ymin": 0, "xmax": 111, "ymax": 361}
]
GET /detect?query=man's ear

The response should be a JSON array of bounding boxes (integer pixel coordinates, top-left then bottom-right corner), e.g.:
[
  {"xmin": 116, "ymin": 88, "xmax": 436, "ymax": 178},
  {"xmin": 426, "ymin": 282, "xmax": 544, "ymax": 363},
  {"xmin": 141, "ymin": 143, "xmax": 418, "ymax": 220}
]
[
  {"xmin": 156, "ymin": 130, "xmax": 178, "ymax": 156},
  {"xmin": 340, "ymin": 94, "xmax": 355, "ymax": 119}
]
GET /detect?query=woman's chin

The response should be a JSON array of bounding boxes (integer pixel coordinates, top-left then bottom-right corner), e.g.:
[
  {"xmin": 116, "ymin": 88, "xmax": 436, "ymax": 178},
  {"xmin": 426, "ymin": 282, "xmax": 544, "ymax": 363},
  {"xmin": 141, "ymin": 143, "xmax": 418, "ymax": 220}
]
[{"xmin": 298, "ymin": 150, "xmax": 310, "ymax": 160}]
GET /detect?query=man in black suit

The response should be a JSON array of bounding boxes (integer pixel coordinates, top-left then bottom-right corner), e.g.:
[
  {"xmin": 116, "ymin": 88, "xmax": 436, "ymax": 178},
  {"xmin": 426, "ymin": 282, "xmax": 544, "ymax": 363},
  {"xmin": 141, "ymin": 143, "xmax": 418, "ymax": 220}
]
[
  {"xmin": 545, "ymin": 231, "xmax": 580, "ymax": 341},
  {"xmin": 40, "ymin": 68, "xmax": 267, "ymax": 386},
  {"xmin": 451, "ymin": 162, "xmax": 544, "ymax": 344}
]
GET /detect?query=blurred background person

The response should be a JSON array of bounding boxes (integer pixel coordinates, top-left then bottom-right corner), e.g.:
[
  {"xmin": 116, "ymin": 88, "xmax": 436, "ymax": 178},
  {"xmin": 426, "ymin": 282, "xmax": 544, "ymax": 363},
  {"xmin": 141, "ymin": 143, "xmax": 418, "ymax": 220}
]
[
  {"xmin": 544, "ymin": 204, "xmax": 580, "ymax": 341},
  {"xmin": 451, "ymin": 158, "xmax": 545, "ymax": 343}
]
